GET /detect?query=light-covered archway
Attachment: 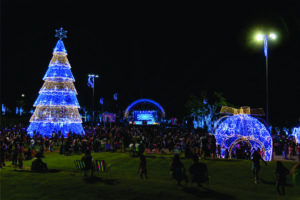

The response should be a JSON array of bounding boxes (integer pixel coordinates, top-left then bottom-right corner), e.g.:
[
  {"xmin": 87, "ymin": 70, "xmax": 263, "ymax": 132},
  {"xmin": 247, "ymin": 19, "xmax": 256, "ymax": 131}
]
[{"xmin": 214, "ymin": 113, "xmax": 272, "ymax": 161}]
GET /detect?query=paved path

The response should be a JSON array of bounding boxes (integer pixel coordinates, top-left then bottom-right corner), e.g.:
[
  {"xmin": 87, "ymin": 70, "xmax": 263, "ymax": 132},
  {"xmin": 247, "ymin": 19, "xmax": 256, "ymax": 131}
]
[{"xmin": 273, "ymin": 154, "xmax": 299, "ymax": 162}]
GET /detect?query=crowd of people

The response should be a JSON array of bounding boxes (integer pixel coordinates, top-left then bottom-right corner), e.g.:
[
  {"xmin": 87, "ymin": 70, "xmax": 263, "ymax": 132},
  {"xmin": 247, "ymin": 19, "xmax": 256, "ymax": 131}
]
[
  {"xmin": 0, "ymin": 124, "xmax": 300, "ymax": 167},
  {"xmin": 0, "ymin": 124, "xmax": 300, "ymax": 193}
]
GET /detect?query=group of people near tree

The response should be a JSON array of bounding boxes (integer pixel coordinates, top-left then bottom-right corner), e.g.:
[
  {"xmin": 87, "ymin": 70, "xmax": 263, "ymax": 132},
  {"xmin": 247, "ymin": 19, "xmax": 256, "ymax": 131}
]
[{"xmin": 0, "ymin": 124, "xmax": 300, "ymax": 195}]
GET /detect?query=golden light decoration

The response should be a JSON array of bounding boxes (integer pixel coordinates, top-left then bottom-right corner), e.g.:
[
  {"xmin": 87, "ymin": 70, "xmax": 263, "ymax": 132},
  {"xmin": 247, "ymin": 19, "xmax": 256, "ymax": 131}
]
[
  {"xmin": 40, "ymin": 81, "xmax": 77, "ymax": 94},
  {"xmin": 50, "ymin": 52, "xmax": 70, "ymax": 66},
  {"xmin": 30, "ymin": 106, "xmax": 82, "ymax": 123},
  {"xmin": 220, "ymin": 106, "xmax": 265, "ymax": 116}
]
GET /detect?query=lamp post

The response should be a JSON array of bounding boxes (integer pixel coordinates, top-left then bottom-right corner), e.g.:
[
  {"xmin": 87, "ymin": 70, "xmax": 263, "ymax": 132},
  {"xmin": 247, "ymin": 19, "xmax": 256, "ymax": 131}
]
[
  {"xmin": 88, "ymin": 74, "xmax": 99, "ymax": 121},
  {"xmin": 256, "ymin": 33, "xmax": 276, "ymax": 125}
]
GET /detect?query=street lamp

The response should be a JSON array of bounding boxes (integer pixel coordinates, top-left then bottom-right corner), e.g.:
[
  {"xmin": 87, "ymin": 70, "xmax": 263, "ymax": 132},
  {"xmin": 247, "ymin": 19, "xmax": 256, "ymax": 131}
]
[
  {"xmin": 88, "ymin": 74, "xmax": 99, "ymax": 122},
  {"xmin": 256, "ymin": 32, "xmax": 276, "ymax": 125}
]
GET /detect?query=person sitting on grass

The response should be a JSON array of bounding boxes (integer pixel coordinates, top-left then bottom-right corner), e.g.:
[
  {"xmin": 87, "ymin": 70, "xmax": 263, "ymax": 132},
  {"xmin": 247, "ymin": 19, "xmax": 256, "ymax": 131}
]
[
  {"xmin": 189, "ymin": 155, "xmax": 208, "ymax": 187},
  {"xmin": 31, "ymin": 152, "xmax": 48, "ymax": 172},
  {"xmin": 81, "ymin": 150, "xmax": 94, "ymax": 177},
  {"xmin": 275, "ymin": 161, "xmax": 289, "ymax": 196},
  {"xmin": 251, "ymin": 148, "xmax": 267, "ymax": 184}
]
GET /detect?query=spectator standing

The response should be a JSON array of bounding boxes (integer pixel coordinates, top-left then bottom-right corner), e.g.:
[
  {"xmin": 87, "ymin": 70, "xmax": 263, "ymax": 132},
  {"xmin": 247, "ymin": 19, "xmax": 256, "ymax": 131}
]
[
  {"xmin": 81, "ymin": 150, "xmax": 94, "ymax": 177},
  {"xmin": 288, "ymin": 144, "xmax": 293, "ymax": 160},
  {"xmin": 138, "ymin": 155, "xmax": 148, "ymax": 179},
  {"xmin": 0, "ymin": 142, "xmax": 6, "ymax": 168},
  {"xmin": 12, "ymin": 148, "xmax": 18, "ymax": 165},
  {"xmin": 169, "ymin": 154, "xmax": 185, "ymax": 186},
  {"xmin": 210, "ymin": 135, "xmax": 217, "ymax": 160},
  {"xmin": 189, "ymin": 155, "xmax": 209, "ymax": 187},
  {"xmin": 275, "ymin": 161, "xmax": 289, "ymax": 196},
  {"xmin": 18, "ymin": 144, "xmax": 24, "ymax": 168}
]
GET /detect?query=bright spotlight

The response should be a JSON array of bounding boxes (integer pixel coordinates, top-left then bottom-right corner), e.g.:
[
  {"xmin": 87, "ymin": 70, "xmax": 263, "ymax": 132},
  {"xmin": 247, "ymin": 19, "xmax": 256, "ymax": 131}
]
[
  {"xmin": 269, "ymin": 33, "xmax": 276, "ymax": 39},
  {"xmin": 256, "ymin": 34, "xmax": 264, "ymax": 41}
]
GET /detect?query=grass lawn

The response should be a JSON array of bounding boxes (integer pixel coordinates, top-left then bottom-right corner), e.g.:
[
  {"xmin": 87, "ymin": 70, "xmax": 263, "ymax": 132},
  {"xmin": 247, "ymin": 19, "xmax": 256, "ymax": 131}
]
[{"xmin": 1, "ymin": 148, "xmax": 299, "ymax": 200}]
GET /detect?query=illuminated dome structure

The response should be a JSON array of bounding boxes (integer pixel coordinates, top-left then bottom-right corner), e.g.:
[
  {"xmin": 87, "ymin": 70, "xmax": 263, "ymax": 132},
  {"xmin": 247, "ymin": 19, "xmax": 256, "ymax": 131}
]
[
  {"xmin": 214, "ymin": 106, "xmax": 272, "ymax": 161},
  {"xmin": 124, "ymin": 99, "xmax": 165, "ymax": 125}
]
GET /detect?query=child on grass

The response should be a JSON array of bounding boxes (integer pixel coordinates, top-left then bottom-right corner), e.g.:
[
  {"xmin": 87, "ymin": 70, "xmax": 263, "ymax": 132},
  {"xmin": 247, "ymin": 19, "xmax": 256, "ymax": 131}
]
[{"xmin": 251, "ymin": 148, "xmax": 267, "ymax": 184}]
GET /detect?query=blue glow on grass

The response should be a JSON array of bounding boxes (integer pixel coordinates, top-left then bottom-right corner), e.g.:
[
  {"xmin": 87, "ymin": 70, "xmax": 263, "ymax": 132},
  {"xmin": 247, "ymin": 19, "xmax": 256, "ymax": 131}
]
[{"xmin": 214, "ymin": 114, "xmax": 272, "ymax": 161}]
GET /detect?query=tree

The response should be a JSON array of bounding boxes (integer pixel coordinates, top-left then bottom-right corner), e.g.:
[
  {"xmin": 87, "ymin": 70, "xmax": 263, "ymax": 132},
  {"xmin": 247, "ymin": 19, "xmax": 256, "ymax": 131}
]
[
  {"xmin": 27, "ymin": 28, "xmax": 84, "ymax": 137},
  {"xmin": 185, "ymin": 90, "xmax": 232, "ymax": 131}
]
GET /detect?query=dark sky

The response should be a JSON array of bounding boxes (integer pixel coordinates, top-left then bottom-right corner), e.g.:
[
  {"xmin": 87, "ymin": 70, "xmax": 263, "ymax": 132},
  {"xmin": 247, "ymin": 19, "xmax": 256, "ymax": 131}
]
[{"xmin": 2, "ymin": 1, "xmax": 300, "ymax": 126}]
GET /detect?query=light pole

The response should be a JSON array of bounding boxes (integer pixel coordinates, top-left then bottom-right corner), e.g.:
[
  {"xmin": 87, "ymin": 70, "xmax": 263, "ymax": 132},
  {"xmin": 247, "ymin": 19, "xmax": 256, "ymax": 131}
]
[
  {"xmin": 88, "ymin": 74, "xmax": 99, "ymax": 121},
  {"xmin": 256, "ymin": 33, "xmax": 276, "ymax": 125}
]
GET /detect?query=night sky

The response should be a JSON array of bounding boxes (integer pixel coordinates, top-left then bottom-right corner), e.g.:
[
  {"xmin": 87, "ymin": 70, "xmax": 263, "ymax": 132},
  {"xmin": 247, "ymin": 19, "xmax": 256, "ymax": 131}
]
[{"xmin": 2, "ymin": 1, "xmax": 300, "ymax": 126}]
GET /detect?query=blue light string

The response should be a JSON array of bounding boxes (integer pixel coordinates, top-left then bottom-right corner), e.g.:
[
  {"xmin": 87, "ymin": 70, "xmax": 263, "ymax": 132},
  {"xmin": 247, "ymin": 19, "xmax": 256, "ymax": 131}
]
[{"xmin": 214, "ymin": 114, "xmax": 272, "ymax": 161}]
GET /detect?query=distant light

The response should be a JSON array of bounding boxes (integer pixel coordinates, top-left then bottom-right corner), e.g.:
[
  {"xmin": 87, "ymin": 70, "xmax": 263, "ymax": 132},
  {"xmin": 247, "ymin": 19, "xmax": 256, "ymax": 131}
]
[
  {"xmin": 269, "ymin": 33, "xmax": 276, "ymax": 39},
  {"xmin": 256, "ymin": 34, "xmax": 264, "ymax": 41},
  {"xmin": 21, "ymin": 94, "xmax": 25, "ymax": 97}
]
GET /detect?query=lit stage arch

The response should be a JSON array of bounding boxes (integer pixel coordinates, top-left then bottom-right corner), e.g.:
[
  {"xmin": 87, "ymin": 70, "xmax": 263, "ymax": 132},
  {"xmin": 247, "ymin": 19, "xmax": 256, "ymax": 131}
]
[
  {"xmin": 213, "ymin": 106, "xmax": 272, "ymax": 161},
  {"xmin": 124, "ymin": 99, "xmax": 165, "ymax": 125}
]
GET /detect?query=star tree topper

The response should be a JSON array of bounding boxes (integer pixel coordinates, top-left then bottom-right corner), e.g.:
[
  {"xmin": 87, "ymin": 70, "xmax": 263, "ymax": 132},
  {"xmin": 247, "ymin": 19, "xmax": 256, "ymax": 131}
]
[{"xmin": 55, "ymin": 27, "xmax": 67, "ymax": 40}]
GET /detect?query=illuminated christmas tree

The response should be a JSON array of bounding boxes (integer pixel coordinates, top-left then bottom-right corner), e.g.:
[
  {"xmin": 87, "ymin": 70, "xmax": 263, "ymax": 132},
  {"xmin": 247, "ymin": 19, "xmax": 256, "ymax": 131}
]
[{"xmin": 27, "ymin": 28, "xmax": 84, "ymax": 137}]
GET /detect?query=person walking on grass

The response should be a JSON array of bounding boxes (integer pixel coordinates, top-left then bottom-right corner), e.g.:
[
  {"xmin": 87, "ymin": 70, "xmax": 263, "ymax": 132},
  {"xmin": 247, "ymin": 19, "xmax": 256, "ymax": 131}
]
[
  {"xmin": 138, "ymin": 155, "xmax": 148, "ymax": 179},
  {"xmin": 275, "ymin": 161, "xmax": 289, "ymax": 196},
  {"xmin": 251, "ymin": 148, "xmax": 267, "ymax": 184}
]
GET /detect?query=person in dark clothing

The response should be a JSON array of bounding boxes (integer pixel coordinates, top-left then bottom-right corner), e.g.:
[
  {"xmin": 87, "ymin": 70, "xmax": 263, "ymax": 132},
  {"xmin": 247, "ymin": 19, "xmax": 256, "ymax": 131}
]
[
  {"xmin": 24, "ymin": 148, "xmax": 32, "ymax": 160},
  {"xmin": 210, "ymin": 135, "xmax": 217, "ymax": 160},
  {"xmin": 170, "ymin": 154, "xmax": 185, "ymax": 186},
  {"xmin": 12, "ymin": 148, "xmax": 18, "ymax": 165},
  {"xmin": 200, "ymin": 135, "xmax": 208, "ymax": 160},
  {"xmin": 252, "ymin": 149, "xmax": 267, "ymax": 184},
  {"xmin": 0, "ymin": 143, "xmax": 6, "ymax": 168},
  {"xmin": 31, "ymin": 152, "xmax": 48, "ymax": 172},
  {"xmin": 189, "ymin": 155, "xmax": 209, "ymax": 187},
  {"xmin": 275, "ymin": 161, "xmax": 289, "ymax": 196},
  {"xmin": 81, "ymin": 150, "xmax": 94, "ymax": 176},
  {"xmin": 185, "ymin": 142, "xmax": 193, "ymax": 158},
  {"xmin": 138, "ymin": 155, "xmax": 148, "ymax": 179}
]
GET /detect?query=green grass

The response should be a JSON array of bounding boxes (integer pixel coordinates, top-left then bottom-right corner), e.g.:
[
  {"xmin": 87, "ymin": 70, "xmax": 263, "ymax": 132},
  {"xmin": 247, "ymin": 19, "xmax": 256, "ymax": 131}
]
[{"xmin": 1, "ymin": 150, "xmax": 299, "ymax": 200}]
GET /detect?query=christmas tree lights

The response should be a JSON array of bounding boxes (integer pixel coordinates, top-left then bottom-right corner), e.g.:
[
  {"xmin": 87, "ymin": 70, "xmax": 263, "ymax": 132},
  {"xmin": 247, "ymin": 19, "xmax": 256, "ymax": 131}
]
[{"xmin": 27, "ymin": 28, "xmax": 84, "ymax": 137}]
